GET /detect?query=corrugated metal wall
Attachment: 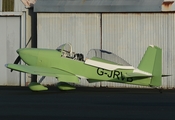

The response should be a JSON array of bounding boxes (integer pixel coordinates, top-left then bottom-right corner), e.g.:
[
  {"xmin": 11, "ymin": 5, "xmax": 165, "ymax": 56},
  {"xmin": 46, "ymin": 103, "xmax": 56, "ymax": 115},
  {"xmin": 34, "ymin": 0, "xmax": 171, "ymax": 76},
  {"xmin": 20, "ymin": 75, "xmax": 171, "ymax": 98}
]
[
  {"xmin": 0, "ymin": 1, "xmax": 27, "ymax": 86},
  {"xmin": 0, "ymin": 17, "xmax": 21, "ymax": 85},
  {"xmin": 102, "ymin": 13, "xmax": 175, "ymax": 89},
  {"xmin": 37, "ymin": 13, "xmax": 101, "ymax": 86},
  {"xmin": 37, "ymin": 13, "xmax": 175, "ymax": 89},
  {"xmin": 14, "ymin": 0, "xmax": 26, "ymax": 12},
  {"xmin": 0, "ymin": 0, "xmax": 2, "ymax": 11}
]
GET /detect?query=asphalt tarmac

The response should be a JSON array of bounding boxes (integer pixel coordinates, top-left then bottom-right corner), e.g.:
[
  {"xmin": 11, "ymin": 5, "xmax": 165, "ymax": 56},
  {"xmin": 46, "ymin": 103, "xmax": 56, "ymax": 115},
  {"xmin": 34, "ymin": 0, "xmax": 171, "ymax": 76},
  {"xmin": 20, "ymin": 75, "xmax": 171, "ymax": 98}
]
[{"xmin": 0, "ymin": 87, "xmax": 175, "ymax": 120}]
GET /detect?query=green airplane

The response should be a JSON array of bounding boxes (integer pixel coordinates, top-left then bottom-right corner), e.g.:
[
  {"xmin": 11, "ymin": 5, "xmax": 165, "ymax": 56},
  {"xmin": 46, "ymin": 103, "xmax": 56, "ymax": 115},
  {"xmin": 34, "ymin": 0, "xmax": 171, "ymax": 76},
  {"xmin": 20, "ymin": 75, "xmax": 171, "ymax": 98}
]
[{"xmin": 5, "ymin": 43, "xmax": 169, "ymax": 91}]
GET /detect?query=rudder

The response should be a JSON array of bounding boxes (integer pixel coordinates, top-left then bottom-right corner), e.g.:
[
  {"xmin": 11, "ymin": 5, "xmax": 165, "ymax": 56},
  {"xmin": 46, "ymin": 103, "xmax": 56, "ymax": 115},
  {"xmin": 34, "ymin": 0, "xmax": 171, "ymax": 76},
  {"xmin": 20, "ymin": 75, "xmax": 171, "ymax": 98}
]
[{"xmin": 138, "ymin": 45, "xmax": 162, "ymax": 87}]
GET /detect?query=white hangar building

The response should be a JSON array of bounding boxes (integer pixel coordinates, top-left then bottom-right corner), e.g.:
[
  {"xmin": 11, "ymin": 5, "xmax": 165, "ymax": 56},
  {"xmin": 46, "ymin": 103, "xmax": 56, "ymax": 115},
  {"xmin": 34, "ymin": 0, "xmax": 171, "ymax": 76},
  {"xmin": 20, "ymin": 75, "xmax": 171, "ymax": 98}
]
[{"xmin": 1, "ymin": 0, "xmax": 175, "ymax": 89}]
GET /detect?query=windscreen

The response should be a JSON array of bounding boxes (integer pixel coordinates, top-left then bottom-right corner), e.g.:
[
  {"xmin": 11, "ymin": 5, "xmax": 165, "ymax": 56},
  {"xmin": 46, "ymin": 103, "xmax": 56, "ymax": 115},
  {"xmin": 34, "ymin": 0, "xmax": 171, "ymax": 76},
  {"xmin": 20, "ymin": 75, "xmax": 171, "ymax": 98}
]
[{"xmin": 56, "ymin": 43, "xmax": 72, "ymax": 57}]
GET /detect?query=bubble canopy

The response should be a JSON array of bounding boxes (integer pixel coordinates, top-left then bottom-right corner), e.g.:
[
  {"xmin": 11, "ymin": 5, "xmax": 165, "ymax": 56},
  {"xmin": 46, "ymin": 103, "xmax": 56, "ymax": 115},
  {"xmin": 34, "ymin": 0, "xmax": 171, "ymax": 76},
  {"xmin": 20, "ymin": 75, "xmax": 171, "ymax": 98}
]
[
  {"xmin": 56, "ymin": 43, "xmax": 131, "ymax": 66},
  {"xmin": 86, "ymin": 49, "xmax": 131, "ymax": 66}
]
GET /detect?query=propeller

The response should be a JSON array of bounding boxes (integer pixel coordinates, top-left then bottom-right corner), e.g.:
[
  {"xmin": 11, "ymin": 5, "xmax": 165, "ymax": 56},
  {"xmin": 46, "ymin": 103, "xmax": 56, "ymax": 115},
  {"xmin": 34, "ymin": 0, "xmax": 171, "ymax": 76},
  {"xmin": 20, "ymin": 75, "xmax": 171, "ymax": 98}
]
[
  {"xmin": 11, "ymin": 37, "xmax": 32, "ymax": 72},
  {"xmin": 10, "ymin": 56, "xmax": 21, "ymax": 72},
  {"xmin": 14, "ymin": 56, "xmax": 21, "ymax": 64}
]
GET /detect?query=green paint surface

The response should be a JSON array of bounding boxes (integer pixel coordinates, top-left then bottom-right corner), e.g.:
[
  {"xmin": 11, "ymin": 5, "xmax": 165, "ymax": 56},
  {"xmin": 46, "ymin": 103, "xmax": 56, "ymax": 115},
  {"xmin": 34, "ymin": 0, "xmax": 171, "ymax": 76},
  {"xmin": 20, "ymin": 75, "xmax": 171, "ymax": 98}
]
[{"xmin": 6, "ymin": 44, "xmax": 166, "ymax": 91}]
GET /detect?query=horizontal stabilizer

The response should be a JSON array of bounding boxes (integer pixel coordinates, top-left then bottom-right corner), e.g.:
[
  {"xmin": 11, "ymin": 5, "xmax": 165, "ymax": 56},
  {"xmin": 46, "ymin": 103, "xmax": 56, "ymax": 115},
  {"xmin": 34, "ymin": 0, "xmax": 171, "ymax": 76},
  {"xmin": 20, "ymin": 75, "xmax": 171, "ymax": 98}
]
[{"xmin": 162, "ymin": 75, "xmax": 171, "ymax": 77}]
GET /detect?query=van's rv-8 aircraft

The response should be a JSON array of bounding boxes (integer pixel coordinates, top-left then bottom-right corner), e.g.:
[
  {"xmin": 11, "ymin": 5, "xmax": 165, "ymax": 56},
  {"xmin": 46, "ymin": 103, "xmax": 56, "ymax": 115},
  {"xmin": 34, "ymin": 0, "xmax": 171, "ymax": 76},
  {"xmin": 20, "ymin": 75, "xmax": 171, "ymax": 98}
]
[{"xmin": 5, "ymin": 43, "xmax": 169, "ymax": 91}]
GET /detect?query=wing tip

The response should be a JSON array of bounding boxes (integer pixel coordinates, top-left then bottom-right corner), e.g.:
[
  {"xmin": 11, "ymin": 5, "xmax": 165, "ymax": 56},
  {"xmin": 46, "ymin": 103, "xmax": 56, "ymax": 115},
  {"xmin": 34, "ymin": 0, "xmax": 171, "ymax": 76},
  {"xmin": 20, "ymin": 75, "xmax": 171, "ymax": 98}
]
[{"xmin": 5, "ymin": 64, "xmax": 8, "ymax": 68}]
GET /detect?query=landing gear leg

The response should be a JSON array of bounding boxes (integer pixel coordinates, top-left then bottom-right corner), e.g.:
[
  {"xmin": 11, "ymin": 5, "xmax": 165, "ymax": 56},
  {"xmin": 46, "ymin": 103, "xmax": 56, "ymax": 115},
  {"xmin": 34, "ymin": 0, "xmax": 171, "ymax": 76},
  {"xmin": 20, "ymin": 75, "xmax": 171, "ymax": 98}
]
[
  {"xmin": 28, "ymin": 76, "xmax": 48, "ymax": 91},
  {"xmin": 38, "ymin": 76, "xmax": 46, "ymax": 83}
]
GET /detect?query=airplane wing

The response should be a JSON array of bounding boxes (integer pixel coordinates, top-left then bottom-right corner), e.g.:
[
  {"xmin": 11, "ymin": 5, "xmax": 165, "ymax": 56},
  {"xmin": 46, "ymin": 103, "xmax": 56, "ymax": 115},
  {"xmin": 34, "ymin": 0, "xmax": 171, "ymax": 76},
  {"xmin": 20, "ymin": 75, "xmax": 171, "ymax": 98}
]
[{"xmin": 5, "ymin": 64, "xmax": 79, "ymax": 83}]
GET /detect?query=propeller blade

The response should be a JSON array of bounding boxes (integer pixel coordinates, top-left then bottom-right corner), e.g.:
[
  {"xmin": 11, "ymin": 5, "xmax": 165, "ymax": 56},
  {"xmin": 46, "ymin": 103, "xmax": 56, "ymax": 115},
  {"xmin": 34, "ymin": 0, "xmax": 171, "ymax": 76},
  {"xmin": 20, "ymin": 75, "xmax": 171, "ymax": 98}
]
[
  {"xmin": 38, "ymin": 76, "xmax": 46, "ymax": 83},
  {"xmin": 11, "ymin": 37, "xmax": 32, "ymax": 72},
  {"xmin": 14, "ymin": 56, "xmax": 21, "ymax": 64},
  {"xmin": 11, "ymin": 56, "xmax": 21, "ymax": 72}
]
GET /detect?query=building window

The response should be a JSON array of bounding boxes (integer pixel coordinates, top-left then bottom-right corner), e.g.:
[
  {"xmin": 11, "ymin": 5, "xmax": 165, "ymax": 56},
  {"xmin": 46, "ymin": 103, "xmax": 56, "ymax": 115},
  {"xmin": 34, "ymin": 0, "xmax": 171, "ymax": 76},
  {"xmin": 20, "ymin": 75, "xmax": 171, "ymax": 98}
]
[{"xmin": 2, "ymin": 0, "xmax": 14, "ymax": 12}]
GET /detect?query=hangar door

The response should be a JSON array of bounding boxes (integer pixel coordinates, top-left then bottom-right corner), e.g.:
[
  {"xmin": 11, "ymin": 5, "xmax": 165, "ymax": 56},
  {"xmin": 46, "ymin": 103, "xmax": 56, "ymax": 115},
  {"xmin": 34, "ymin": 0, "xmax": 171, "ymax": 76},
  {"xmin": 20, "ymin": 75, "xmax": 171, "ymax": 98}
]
[
  {"xmin": 37, "ymin": 13, "xmax": 101, "ymax": 86},
  {"xmin": 0, "ymin": 17, "xmax": 20, "ymax": 85}
]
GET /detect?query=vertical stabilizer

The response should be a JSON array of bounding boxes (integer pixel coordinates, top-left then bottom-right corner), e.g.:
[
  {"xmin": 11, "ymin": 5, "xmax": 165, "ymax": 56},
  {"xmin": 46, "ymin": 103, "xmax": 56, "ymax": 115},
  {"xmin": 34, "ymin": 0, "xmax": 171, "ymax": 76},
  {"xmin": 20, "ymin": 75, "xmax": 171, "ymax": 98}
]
[{"xmin": 138, "ymin": 45, "xmax": 162, "ymax": 87}]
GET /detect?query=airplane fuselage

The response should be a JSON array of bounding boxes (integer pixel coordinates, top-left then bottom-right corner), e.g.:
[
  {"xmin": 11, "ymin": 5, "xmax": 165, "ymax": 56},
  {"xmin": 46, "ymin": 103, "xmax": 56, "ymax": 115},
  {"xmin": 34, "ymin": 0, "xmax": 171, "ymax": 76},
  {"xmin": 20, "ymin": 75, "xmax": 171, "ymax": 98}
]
[{"xmin": 18, "ymin": 48, "xmax": 151, "ymax": 86}]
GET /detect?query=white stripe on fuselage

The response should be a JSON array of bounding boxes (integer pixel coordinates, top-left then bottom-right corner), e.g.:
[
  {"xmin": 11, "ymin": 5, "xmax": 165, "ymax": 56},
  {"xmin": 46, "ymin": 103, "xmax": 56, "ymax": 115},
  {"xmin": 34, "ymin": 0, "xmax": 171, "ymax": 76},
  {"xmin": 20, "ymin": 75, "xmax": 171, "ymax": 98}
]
[
  {"xmin": 133, "ymin": 69, "xmax": 152, "ymax": 76},
  {"xmin": 85, "ymin": 59, "xmax": 152, "ymax": 76},
  {"xmin": 85, "ymin": 59, "xmax": 134, "ymax": 71}
]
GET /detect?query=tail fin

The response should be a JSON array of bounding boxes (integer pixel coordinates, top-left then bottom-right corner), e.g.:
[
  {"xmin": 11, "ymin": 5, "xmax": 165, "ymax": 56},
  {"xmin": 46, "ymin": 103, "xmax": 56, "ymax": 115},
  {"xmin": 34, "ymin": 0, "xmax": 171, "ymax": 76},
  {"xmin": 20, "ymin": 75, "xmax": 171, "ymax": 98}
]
[{"xmin": 138, "ymin": 45, "xmax": 162, "ymax": 87}]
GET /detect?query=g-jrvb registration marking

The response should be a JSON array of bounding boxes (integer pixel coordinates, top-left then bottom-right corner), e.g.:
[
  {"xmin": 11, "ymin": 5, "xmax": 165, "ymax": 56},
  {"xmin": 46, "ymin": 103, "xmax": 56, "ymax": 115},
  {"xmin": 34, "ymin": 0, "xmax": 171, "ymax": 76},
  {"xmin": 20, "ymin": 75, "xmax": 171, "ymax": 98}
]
[{"xmin": 97, "ymin": 68, "xmax": 133, "ymax": 82}]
